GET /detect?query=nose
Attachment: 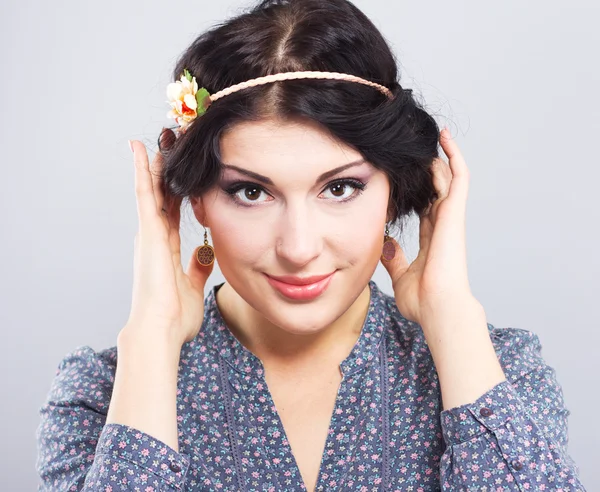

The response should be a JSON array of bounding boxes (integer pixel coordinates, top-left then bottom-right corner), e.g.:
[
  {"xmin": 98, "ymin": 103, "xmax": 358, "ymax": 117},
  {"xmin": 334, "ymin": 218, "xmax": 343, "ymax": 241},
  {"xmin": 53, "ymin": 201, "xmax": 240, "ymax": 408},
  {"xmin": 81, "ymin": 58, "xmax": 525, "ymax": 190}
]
[{"xmin": 275, "ymin": 205, "xmax": 322, "ymax": 269}]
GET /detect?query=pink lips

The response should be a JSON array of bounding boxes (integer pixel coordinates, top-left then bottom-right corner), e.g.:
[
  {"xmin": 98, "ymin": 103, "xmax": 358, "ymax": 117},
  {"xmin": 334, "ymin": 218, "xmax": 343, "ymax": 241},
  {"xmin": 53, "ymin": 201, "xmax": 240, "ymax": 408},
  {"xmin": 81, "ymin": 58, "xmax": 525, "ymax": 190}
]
[{"xmin": 264, "ymin": 271, "xmax": 336, "ymax": 300}]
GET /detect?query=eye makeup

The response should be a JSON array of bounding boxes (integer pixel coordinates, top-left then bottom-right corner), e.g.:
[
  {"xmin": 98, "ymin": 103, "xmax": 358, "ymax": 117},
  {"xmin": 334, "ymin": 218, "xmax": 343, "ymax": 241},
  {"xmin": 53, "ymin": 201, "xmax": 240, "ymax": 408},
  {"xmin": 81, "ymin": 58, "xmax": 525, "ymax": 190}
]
[{"xmin": 219, "ymin": 177, "xmax": 368, "ymax": 208}]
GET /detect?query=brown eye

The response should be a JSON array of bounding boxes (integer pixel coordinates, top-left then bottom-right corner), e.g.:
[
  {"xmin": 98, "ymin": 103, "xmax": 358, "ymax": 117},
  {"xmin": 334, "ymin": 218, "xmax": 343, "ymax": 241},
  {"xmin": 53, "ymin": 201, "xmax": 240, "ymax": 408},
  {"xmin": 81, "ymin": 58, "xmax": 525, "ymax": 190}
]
[
  {"xmin": 329, "ymin": 183, "xmax": 346, "ymax": 197},
  {"xmin": 244, "ymin": 187, "xmax": 261, "ymax": 200},
  {"xmin": 321, "ymin": 179, "xmax": 366, "ymax": 202}
]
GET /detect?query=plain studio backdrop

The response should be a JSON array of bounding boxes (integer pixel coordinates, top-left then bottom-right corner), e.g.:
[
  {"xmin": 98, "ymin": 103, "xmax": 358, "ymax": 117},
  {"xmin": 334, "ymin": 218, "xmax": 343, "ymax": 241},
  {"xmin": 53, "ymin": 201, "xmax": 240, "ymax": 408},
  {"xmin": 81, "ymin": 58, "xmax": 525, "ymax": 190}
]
[{"xmin": 1, "ymin": 0, "xmax": 598, "ymax": 489}]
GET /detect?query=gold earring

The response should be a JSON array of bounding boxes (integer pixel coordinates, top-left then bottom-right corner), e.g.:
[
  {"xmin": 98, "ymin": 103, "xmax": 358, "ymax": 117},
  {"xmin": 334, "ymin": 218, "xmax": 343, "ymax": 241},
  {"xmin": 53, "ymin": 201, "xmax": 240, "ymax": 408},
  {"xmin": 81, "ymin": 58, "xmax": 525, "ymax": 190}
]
[
  {"xmin": 381, "ymin": 223, "xmax": 396, "ymax": 262},
  {"xmin": 196, "ymin": 227, "xmax": 215, "ymax": 266}
]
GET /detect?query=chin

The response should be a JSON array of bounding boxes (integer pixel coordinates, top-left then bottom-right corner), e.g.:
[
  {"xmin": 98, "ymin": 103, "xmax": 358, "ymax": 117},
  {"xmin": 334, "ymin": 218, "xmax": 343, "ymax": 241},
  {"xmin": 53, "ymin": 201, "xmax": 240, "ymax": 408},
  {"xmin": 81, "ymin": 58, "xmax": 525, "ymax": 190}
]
[
  {"xmin": 264, "ymin": 305, "xmax": 341, "ymax": 335},
  {"xmin": 258, "ymin": 270, "xmax": 358, "ymax": 334}
]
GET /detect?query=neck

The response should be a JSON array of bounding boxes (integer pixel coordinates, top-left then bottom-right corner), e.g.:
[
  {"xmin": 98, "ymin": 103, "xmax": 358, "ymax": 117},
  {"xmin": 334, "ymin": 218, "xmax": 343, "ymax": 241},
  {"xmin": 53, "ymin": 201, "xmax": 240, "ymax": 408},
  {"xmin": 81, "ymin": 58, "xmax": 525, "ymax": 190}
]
[{"xmin": 214, "ymin": 281, "xmax": 371, "ymax": 370}]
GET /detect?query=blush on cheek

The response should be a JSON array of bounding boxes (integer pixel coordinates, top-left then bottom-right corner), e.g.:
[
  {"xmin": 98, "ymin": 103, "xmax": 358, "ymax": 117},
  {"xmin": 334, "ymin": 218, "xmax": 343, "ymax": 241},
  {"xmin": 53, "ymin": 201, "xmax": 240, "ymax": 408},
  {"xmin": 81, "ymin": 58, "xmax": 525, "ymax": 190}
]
[{"xmin": 211, "ymin": 220, "xmax": 270, "ymax": 266}]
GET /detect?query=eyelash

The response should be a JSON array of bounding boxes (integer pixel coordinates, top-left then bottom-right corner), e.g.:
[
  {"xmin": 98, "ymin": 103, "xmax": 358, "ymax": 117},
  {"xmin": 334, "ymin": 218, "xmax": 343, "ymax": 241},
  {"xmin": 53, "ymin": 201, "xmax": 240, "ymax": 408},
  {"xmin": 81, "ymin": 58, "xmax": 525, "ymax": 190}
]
[{"xmin": 222, "ymin": 178, "xmax": 367, "ymax": 208}]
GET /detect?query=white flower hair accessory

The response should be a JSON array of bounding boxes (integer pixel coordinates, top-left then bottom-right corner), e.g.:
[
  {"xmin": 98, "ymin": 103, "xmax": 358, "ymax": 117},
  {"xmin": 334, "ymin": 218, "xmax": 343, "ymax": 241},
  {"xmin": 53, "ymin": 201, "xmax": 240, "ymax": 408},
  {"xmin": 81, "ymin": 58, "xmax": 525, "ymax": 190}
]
[
  {"xmin": 166, "ymin": 69, "xmax": 211, "ymax": 132},
  {"xmin": 165, "ymin": 68, "xmax": 394, "ymax": 133}
]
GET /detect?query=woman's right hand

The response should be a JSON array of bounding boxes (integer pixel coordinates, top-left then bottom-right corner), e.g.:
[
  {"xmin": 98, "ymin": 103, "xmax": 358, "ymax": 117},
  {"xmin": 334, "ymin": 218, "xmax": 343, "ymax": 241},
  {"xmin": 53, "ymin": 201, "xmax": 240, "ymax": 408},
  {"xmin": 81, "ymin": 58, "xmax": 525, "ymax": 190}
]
[{"xmin": 123, "ymin": 129, "xmax": 214, "ymax": 347}]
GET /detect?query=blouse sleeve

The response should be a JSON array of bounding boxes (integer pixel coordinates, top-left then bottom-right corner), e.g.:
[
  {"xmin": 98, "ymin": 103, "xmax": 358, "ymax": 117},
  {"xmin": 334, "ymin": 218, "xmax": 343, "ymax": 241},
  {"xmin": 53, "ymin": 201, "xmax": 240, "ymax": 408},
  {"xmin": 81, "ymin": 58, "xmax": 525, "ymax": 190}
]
[
  {"xmin": 438, "ymin": 326, "xmax": 586, "ymax": 491},
  {"xmin": 35, "ymin": 345, "xmax": 191, "ymax": 491}
]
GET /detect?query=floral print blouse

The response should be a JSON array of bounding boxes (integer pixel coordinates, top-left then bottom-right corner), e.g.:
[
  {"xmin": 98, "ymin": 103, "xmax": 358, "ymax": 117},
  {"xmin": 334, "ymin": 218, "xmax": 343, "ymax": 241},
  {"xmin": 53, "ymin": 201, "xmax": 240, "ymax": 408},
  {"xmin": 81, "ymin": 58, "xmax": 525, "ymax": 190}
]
[{"xmin": 36, "ymin": 280, "xmax": 586, "ymax": 491}]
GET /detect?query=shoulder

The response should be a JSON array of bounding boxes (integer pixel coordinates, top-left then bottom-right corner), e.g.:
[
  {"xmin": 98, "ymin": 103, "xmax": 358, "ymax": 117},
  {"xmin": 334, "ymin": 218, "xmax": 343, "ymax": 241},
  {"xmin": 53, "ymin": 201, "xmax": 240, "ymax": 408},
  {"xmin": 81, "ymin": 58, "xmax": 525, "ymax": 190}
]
[
  {"xmin": 486, "ymin": 324, "xmax": 549, "ymax": 382},
  {"xmin": 371, "ymin": 281, "xmax": 430, "ymax": 349},
  {"xmin": 45, "ymin": 344, "xmax": 118, "ymax": 410},
  {"xmin": 372, "ymin": 281, "xmax": 549, "ymax": 378}
]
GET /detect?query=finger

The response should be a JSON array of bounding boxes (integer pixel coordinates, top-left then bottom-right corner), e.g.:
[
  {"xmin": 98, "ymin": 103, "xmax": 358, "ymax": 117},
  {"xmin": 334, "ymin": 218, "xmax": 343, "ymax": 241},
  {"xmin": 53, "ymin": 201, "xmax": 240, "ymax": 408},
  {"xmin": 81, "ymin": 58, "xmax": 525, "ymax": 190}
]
[
  {"xmin": 431, "ymin": 157, "xmax": 452, "ymax": 202},
  {"xmin": 422, "ymin": 156, "xmax": 450, "ymax": 222},
  {"xmin": 418, "ymin": 212, "xmax": 434, "ymax": 255},
  {"xmin": 167, "ymin": 195, "xmax": 184, "ymax": 270},
  {"xmin": 151, "ymin": 128, "xmax": 177, "ymax": 214},
  {"xmin": 439, "ymin": 128, "xmax": 469, "ymax": 206},
  {"xmin": 131, "ymin": 140, "xmax": 160, "ymax": 228}
]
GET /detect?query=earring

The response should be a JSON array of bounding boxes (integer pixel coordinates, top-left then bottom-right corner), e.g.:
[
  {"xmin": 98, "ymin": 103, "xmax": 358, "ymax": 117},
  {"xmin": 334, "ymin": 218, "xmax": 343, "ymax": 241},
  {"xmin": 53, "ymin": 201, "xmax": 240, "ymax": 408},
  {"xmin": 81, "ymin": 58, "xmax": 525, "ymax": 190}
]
[
  {"xmin": 381, "ymin": 223, "xmax": 396, "ymax": 262},
  {"xmin": 196, "ymin": 227, "xmax": 215, "ymax": 266}
]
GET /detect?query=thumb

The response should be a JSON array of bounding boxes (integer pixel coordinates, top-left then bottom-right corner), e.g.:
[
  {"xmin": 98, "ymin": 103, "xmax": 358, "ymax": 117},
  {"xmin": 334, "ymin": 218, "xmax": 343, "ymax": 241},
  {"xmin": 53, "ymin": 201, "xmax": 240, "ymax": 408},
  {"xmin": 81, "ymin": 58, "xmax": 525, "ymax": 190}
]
[
  {"xmin": 187, "ymin": 246, "xmax": 215, "ymax": 292},
  {"xmin": 380, "ymin": 236, "xmax": 409, "ymax": 285}
]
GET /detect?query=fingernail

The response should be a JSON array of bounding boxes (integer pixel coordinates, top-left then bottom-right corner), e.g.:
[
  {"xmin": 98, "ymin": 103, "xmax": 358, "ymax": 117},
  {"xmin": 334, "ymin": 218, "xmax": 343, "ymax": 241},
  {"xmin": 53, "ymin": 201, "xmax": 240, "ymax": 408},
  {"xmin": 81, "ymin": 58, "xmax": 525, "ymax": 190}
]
[{"xmin": 128, "ymin": 140, "xmax": 133, "ymax": 153}]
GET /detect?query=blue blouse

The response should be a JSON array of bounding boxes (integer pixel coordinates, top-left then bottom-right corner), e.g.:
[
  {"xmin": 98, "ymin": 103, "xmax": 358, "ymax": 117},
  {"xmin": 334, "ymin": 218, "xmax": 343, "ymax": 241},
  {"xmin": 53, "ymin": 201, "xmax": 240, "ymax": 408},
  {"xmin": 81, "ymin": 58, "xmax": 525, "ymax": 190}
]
[{"xmin": 36, "ymin": 280, "xmax": 586, "ymax": 491}]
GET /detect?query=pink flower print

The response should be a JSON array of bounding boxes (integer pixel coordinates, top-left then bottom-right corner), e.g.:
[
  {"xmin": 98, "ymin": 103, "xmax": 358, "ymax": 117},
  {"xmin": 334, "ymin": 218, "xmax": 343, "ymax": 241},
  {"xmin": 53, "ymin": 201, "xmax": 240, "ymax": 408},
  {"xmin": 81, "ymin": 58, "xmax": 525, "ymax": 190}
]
[{"xmin": 118, "ymin": 441, "xmax": 127, "ymax": 449}]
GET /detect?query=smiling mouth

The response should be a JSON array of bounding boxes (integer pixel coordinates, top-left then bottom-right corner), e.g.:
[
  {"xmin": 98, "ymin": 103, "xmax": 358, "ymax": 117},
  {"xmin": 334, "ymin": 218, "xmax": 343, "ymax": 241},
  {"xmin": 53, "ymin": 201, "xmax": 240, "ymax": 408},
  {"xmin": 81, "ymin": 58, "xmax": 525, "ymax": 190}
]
[{"xmin": 264, "ymin": 271, "xmax": 337, "ymax": 300}]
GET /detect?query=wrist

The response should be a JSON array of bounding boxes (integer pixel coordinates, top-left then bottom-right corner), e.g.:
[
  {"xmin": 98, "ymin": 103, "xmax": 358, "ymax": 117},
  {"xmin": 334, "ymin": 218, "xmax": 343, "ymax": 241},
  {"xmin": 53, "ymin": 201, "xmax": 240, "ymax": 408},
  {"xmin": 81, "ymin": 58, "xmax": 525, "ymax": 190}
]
[
  {"xmin": 118, "ymin": 323, "xmax": 184, "ymax": 357},
  {"xmin": 418, "ymin": 293, "xmax": 484, "ymax": 331}
]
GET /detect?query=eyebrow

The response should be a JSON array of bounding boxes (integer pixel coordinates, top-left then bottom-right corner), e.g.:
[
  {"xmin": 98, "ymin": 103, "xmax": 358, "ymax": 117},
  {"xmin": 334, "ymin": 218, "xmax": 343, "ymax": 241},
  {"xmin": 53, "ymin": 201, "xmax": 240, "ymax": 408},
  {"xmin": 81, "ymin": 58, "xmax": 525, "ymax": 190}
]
[{"xmin": 220, "ymin": 159, "xmax": 368, "ymax": 185}]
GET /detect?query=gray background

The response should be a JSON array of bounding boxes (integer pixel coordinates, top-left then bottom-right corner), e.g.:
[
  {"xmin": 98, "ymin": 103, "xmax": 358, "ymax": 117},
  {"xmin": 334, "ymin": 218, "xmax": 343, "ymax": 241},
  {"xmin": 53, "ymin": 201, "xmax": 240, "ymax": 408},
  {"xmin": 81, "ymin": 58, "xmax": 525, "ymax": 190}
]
[{"xmin": 1, "ymin": 0, "xmax": 597, "ymax": 489}]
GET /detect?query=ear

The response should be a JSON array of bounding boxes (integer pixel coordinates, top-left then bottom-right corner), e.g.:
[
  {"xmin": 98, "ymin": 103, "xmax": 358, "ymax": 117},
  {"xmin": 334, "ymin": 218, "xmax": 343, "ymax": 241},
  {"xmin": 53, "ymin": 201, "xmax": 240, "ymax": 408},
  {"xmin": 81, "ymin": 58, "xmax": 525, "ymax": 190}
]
[{"xmin": 190, "ymin": 196, "xmax": 209, "ymax": 228}]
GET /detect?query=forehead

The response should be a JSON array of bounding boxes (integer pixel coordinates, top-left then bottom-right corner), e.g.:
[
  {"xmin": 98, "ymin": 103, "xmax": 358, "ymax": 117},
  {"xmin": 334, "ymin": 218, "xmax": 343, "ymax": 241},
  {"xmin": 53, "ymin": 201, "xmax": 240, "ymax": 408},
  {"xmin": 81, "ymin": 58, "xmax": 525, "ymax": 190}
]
[{"xmin": 219, "ymin": 117, "xmax": 364, "ymax": 167}]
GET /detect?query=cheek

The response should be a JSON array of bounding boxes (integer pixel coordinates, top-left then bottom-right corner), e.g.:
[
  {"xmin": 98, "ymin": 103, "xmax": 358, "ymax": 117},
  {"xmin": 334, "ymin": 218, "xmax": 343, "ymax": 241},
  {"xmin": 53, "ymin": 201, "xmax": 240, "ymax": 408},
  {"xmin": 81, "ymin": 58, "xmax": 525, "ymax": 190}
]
[
  {"xmin": 333, "ymin": 200, "xmax": 387, "ymax": 263},
  {"xmin": 204, "ymin": 193, "xmax": 272, "ymax": 265},
  {"xmin": 210, "ymin": 216, "xmax": 266, "ymax": 264}
]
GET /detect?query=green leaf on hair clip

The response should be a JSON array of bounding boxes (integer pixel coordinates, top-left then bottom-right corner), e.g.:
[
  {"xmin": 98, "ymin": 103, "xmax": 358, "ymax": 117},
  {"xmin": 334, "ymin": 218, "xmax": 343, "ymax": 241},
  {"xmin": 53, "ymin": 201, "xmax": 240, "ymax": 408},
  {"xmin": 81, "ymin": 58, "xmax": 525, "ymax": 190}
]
[
  {"xmin": 184, "ymin": 68, "xmax": 193, "ymax": 82},
  {"xmin": 196, "ymin": 87, "xmax": 212, "ymax": 116}
]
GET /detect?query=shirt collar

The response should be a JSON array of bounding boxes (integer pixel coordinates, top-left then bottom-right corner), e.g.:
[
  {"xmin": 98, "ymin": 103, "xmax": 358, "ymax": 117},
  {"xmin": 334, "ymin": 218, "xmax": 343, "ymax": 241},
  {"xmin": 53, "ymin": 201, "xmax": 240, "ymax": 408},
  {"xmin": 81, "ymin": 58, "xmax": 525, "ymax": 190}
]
[{"xmin": 198, "ymin": 279, "xmax": 390, "ymax": 377}]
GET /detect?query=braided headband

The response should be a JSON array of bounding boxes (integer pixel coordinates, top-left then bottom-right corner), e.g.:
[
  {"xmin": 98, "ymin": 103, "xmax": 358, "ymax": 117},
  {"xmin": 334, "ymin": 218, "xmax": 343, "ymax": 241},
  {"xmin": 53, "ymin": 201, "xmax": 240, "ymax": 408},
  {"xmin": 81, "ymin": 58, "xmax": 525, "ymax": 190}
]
[{"xmin": 166, "ymin": 68, "xmax": 394, "ymax": 132}]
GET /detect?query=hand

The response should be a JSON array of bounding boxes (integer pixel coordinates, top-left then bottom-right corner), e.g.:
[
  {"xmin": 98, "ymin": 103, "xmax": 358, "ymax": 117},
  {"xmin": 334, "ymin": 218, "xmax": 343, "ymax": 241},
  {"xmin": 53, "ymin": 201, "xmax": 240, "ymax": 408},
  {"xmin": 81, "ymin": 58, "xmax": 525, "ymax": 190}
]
[
  {"xmin": 380, "ymin": 127, "xmax": 474, "ymax": 325},
  {"xmin": 124, "ymin": 129, "xmax": 214, "ymax": 347}
]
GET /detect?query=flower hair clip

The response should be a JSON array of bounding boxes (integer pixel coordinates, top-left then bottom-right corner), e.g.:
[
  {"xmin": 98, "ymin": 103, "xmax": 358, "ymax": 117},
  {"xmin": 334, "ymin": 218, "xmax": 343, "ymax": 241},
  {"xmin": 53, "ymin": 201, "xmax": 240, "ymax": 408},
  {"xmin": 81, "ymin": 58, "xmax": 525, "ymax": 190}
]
[{"xmin": 166, "ymin": 69, "xmax": 212, "ymax": 133}]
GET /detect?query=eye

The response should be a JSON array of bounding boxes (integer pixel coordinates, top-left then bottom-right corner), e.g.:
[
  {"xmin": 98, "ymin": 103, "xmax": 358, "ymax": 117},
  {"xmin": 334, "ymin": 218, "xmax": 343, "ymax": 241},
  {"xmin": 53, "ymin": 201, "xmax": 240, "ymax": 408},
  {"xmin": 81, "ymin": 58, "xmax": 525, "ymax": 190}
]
[
  {"xmin": 320, "ymin": 179, "xmax": 366, "ymax": 201},
  {"xmin": 223, "ymin": 182, "xmax": 272, "ymax": 206}
]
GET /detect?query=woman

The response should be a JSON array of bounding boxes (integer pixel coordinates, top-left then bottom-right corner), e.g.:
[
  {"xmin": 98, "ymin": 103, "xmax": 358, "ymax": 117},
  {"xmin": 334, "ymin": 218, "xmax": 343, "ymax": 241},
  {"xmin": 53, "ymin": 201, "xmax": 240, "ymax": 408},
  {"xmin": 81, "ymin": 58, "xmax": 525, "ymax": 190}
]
[{"xmin": 36, "ymin": 0, "xmax": 585, "ymax": 490}]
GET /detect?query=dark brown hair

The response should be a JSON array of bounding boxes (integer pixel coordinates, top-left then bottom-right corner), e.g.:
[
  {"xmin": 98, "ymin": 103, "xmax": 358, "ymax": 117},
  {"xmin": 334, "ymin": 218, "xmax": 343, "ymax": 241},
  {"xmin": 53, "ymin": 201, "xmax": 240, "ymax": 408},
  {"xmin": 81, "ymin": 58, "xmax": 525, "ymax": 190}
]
[{"xmin": 161, "ymin": 0, "xmax": 440, "ymax": 233}]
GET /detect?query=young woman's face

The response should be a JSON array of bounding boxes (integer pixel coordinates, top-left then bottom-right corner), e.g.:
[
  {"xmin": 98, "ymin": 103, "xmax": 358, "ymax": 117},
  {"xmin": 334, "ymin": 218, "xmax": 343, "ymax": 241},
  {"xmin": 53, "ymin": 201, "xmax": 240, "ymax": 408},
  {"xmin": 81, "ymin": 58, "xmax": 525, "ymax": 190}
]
[{"xmin": 192, "ymin": 117, "xmax": 391, "ymax": 334}]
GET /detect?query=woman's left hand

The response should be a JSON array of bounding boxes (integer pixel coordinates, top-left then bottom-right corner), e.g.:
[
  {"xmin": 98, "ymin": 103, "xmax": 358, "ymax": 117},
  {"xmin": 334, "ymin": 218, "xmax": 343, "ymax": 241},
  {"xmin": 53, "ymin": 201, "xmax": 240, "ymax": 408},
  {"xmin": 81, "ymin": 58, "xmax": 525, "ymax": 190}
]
[{"xmin": 381, "ymin": 127, "xmax": 476, "ymax": 326}]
